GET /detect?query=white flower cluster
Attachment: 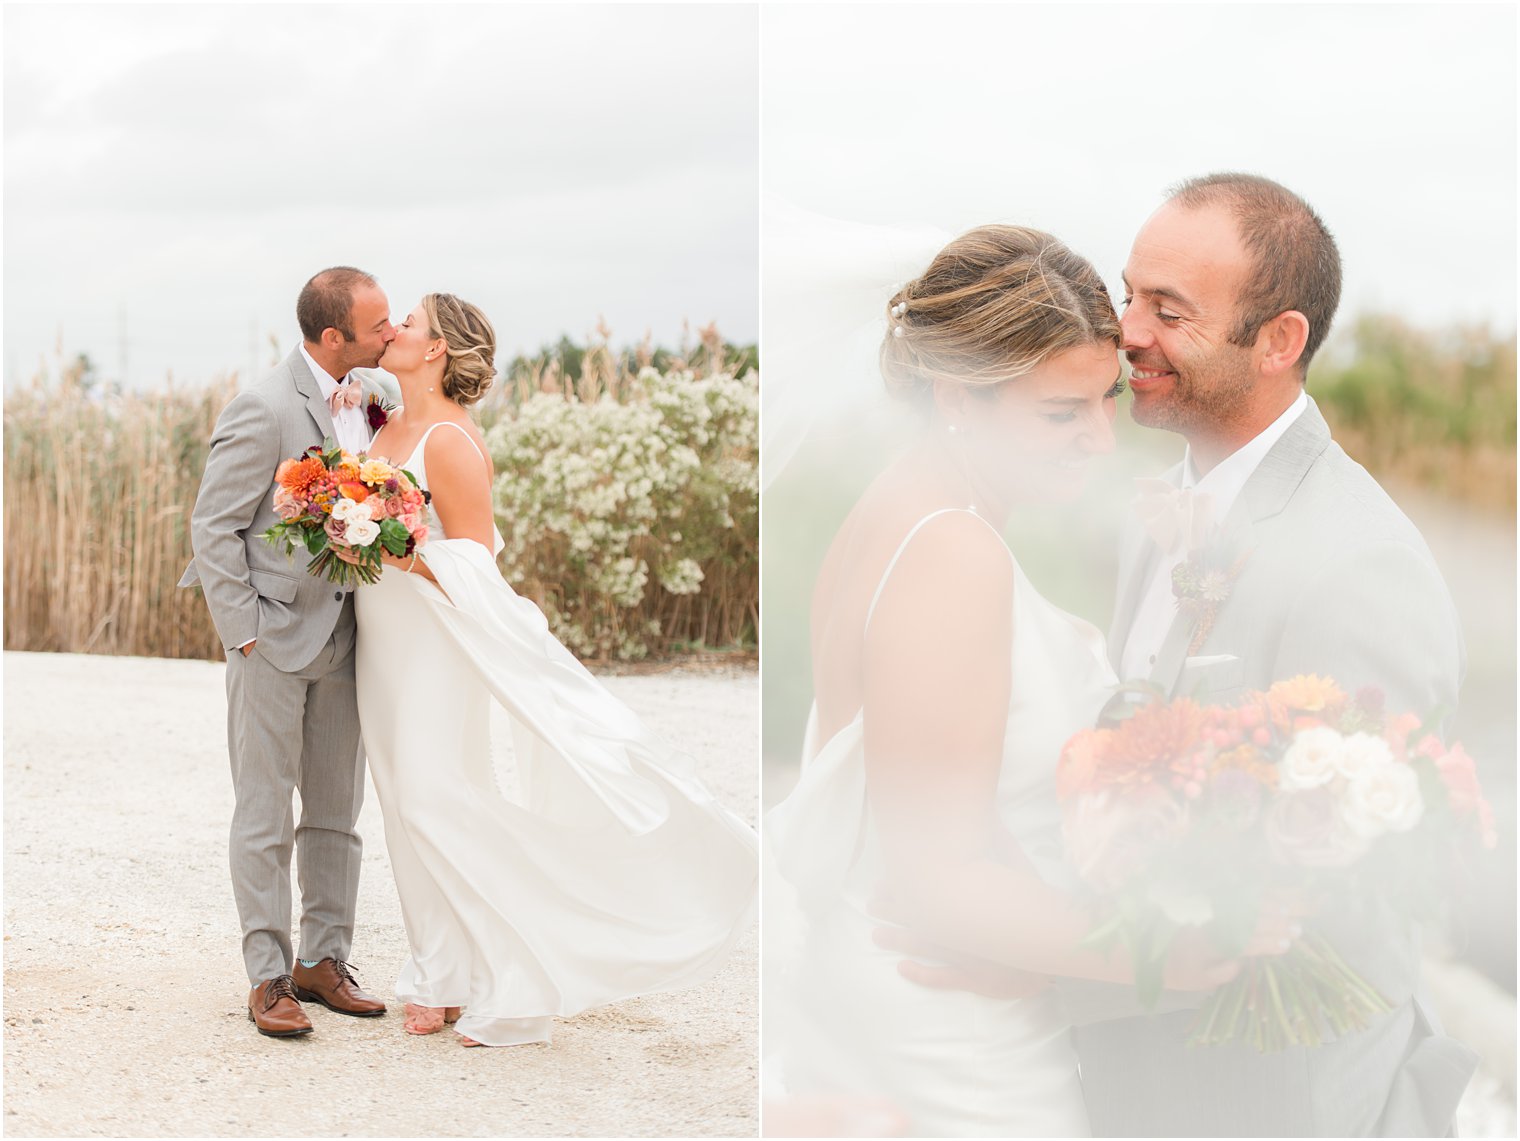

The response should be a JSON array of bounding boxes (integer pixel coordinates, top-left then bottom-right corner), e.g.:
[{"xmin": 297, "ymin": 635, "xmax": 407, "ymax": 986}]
[
  {"xmin": 331, "ymin": 496, "xmax": 380, "ymax": 546},
  {"xmin": 485, "ymin": 367, "xmax": 758, "ymax": 660},
  {"xmin": 1279, "ymin": 727, "xmax": 1424, "ymax": 838}
]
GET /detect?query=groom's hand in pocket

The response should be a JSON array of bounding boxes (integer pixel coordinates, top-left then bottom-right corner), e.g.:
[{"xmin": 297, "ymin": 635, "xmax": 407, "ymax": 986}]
[
  {"xmin": 241, "ymin": 641, "xmax": 256, "ymax": 657},
  {"xmin": 869, "ymin": 922, "xmax": 1050, "ymax": 1000}
]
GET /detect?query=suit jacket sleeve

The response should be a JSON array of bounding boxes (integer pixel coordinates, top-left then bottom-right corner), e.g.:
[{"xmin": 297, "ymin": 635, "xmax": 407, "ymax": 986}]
[{"xmin": 190, "ymin": 390, "xmax": 282, "ymax": 651}]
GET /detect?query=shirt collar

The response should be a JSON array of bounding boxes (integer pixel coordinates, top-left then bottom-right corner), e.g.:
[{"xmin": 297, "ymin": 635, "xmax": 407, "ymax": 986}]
[
  {"xmin": 299, "ymin": 344, "xmax": 347, "ymax": 397},
  {"xmin": 1180, "ymin": 390, "xmax": 1309, "ymax": 517}
]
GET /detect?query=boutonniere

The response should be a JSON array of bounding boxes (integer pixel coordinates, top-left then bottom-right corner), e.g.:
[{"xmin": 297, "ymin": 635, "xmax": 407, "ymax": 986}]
[
  {"xmin": 365, "ymin": 393, "xmax": 396, "ymax": 432},
  {"xmin": 1172, "ymin": 539, "xmax": 1253, "ymax": 654}
]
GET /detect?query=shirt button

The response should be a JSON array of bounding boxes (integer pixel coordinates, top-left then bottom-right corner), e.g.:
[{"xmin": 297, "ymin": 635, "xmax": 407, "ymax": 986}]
[
  {"xmin": 334, "ymin": 591, "xmax": 343, "ymax": 601},
  {"xmin": 1149, "ymin": 654, "xmax": 1157, "ymax": 664}
]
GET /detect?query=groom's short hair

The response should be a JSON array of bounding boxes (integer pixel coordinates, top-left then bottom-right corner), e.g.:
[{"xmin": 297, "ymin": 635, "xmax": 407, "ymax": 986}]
[
  {"xmin": 298, "ymin": 267, "xmax": 378, "ymax": 343},
  {"xmin": 1166, "ymin": 173, "xmax": 1342, "ymax": 374}
]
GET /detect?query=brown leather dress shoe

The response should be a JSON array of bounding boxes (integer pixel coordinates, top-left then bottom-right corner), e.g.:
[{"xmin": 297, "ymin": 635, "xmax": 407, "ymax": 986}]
[
  {"xmin": 292, "ymin": 958, "xmax": 387, "ymax": 1017},
  {"xmin": 247, "ymin": 975, "xmax": 314, "ymax": 1038}
]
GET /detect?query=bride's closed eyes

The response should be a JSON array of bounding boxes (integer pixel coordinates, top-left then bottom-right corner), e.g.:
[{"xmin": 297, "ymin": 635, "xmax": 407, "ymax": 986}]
[{"xmin": 1040, "ymin": 378, "xmax": 1127, "ymax": 423}]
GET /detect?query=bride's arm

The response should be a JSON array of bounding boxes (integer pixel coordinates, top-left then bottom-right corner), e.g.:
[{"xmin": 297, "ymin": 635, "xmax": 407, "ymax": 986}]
[
  {"xmin": 861, "ymin": 517, "xmax": 1223, "ymax": 987},
  {"xmin": 382, "ymin": 428, "xmax": 495, "ymax": 585}
]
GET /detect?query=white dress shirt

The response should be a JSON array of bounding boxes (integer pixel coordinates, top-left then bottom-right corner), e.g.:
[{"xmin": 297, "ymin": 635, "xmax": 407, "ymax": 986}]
[
  {"xmin": 1119, "ymin": 390, "xmax": 1309, "ymax": 680},
  {"xmin": 300, "ymin": 344, "xmax": 371, "ymax": 455}
]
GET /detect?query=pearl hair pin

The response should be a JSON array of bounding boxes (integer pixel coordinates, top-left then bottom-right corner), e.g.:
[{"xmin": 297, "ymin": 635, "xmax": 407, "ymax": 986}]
[
  {"xmin": 890, "ymin": 302, "xmax": 907, "ymax": 318},
  {"xmin": 893, "ymin": 326, "xmax": 905, "ymax": 337}
]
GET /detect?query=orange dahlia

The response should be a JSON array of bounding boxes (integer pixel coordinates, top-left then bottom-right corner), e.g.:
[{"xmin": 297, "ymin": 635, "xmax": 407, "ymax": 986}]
[
  {"xmin": 278, "ymin": 456, "xmax": 329, "ymax": 498},
  {"xmin": 1106, "ymin": 698, "xmax": 1206, "ymax": 785},
  {"xmin": 1058, "ymin": 728, "xmax": 1115, "ymax": 798}
]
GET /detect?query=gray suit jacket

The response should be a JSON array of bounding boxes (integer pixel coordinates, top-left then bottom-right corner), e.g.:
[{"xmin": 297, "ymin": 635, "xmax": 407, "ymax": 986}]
[
  {"xmin": 1068, "ymin": 397, "xmax": 1476, "ymax": 1137},
  {"xmin": 179, "ymin": 350, "xmax": 384, "ymax": 672}
]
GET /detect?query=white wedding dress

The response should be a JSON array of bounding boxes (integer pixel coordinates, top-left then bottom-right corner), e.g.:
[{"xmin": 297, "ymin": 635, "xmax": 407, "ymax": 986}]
[
  {"xmin": 767, "ymin": 508, "xmax": 1117, "ymax": 1136},
  {"xmin": 355, "ymin": 421, "xmax": 757, "ymax": 1047}
]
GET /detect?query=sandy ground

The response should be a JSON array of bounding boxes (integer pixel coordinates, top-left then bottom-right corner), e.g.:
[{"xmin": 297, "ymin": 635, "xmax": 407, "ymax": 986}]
[{"xmin": 2, "ymin": 651, "xmax": 758, "ymax": 1139}]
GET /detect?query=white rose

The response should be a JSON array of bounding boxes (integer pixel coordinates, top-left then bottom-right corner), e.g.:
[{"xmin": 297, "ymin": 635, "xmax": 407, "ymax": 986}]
[
  {"xmin": 331, "ymin": 497, "xmax": 363, "ymax": 522},
  {"xmin": 1343, "ymin": 761, "xmax": 1424, "ymax": 839},
  {"xmin": 1336, "ymin": 731, "xmax": 1394, "ymax": 780},
  {"xmin": 344, "ymin": 518, "xmax": 381, "ymax": 547},
  {"xmin": 1279, "ymin": 726, "xmax": 1345, "ymax": 791}
]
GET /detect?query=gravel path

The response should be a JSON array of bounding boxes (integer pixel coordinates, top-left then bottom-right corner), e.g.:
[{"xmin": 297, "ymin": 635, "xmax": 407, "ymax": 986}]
[{"xmin": 3, "ymin": 651, "xmax": 758, "ymax": 1138}]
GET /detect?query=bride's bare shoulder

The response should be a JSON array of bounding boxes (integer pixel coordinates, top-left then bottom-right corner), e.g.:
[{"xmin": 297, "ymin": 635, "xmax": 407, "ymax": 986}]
[{"xmin": 421, "ymin": 417, "xmax": 494, "ymax": 480}]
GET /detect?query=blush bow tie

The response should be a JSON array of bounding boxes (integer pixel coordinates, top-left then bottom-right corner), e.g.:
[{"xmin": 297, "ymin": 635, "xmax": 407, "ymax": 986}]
[
  {"xmin": 1133, "ymin": 477, "xmax": 1214, "ymax": 556},
  {"xmin": 328, "ymin": 379, "xmax": 362, "ymax": 416}
]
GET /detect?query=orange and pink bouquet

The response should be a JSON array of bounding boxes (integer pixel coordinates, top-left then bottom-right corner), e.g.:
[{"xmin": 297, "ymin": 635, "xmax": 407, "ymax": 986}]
[
  {"xmin": 262, "ymin": 438, "xmax": 430, "ymax": 586},
  {"xmin": 1058, "ymin": 675, "xmax": 1495, "ymax": 1051}
]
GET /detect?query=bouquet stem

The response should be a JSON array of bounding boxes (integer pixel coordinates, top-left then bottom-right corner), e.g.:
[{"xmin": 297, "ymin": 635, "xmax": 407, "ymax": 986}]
[{"xmin": 1186, "ymin": 934, "xmax": 1392, "ymax": 1052}]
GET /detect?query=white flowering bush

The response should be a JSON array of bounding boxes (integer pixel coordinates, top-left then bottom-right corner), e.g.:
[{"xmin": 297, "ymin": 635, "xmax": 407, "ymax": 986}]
[{"xmin": 485, "ymin": 366, "xmax": 757, "ymax": 660}]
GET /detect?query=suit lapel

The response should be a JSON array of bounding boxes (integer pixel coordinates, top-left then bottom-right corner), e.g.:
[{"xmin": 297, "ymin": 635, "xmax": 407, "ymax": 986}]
[
  {"xmin": 1146, "ymin": 395, "xmax": 1329, "ymax": 696},
  {"xmin": 1235, "ymin": 395, "xmax": 1331, "ymax": 527},
  {"xmin": 290, "ymin": 348, "xmax": 338, "ymax": 446}
]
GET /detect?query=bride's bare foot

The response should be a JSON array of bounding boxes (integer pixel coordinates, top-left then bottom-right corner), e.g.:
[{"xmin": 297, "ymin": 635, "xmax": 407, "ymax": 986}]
[
  {"xmin": 459, "ymin": 1034, "xmax": 484, "ymax": 1047},
  {"xmin": 444, "ymin": 1007, "xmax": 462, "ymax": 1024},
  {"xmin": 403, "ymin": 1003, "xmax": 447, "ymax": 1035}
]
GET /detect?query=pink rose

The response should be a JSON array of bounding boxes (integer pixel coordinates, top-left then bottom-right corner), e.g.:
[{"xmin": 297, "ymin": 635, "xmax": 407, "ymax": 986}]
[
  {"xmin": 1435, "ymin": 743, "xmax": 1498, "ymax": 849},
  {"xmin": 273, "ymin": 486, "xmax": 301, "ymax": 520},
  {"xmin": 1063, "ymin": 784, "xmax": 1189, "ymax": 893},
  {"xmin": 324, "ymin": 513, "xmax": 349, "ymax": 548},
  {"xmin": 1264, "ymin": 786, "xmax": 1369, "ymax": 868}
]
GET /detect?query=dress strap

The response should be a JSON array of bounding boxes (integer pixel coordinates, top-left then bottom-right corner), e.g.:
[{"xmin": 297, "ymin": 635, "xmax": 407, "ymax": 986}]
[
  {"xmin": 417, "ymin": 419, "xmax": 488, "ymax": 466},
  {"xmin": 863, "ymin": 507, "xmax": 1008, "ymax": 632}
]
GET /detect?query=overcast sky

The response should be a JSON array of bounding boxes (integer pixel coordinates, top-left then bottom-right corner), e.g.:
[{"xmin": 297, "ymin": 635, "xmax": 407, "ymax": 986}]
[
  {"xmin": 4, "ymin": 3, "xmax": 758, "ymax": 390},
  {"xmin": 763, "ymin": 2, "xmax": 1516, "ymax": 335}
]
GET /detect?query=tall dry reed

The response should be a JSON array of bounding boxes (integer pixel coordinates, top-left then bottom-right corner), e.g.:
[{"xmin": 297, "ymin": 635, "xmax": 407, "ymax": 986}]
[{"xmin": 4, "ymin": 365, "xmax": 236, "ymax": 658}]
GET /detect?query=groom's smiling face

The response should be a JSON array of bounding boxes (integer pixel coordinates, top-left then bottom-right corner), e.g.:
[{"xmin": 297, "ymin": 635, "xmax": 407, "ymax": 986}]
[{"xmin": 1119, "ymin": 201, "xmax": 1259, "ymax": 445}]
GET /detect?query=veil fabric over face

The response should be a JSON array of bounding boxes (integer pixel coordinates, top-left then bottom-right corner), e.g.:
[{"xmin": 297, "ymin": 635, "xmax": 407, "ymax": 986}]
[{"xmin": 761, "ymin": 197, "xmax": 950, "ymax": 489}]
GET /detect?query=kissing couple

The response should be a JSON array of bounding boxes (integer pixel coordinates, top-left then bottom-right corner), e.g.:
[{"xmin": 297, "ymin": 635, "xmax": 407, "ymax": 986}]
[
  {"xmin": 182, "ymin": 270, "xmax": 757, "ymax": 1046},
  {"xmin": 768, "ymin": 173, "xmax": 1478, "ymax": 1136}
]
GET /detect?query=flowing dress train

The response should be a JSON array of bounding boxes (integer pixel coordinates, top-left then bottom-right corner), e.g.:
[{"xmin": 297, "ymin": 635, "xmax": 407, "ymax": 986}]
[{"xmin": 356, "ymin": 421, "xmax": 757, "ymax": 1046}]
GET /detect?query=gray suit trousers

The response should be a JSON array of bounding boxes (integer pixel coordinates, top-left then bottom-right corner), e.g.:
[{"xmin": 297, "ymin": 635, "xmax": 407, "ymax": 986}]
[{"xmin": 224, "ymin": 608, "xmax": 363, "ymax": 983}]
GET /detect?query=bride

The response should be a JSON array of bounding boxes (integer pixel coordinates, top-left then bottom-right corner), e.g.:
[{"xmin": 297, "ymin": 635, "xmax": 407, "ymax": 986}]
[
  {"xmin": 766, "ymin": 226, "xmax": 1256, "ymax": 1135},
  {"xmin": 347, "ymin": 292, "xmax": 757, "ymax": 1047}
]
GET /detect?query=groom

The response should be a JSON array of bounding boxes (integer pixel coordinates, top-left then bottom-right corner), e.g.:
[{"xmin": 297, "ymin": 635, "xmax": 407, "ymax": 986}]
[
  {"xmin": 181, "ymin": 267, "xmax": 393, "ymax": 1036},
  {"xmin": 890, "ymin": 175, "xmax": 1477, "ymax": 1135},
  {"xmin": 1071, "ymin": 173, "xmax": 1477, "ymax": 1137}
]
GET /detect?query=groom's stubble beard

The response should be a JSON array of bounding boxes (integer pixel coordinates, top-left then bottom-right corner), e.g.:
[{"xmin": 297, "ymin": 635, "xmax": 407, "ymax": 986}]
[
  {"xmin": 339, "ymin": 333, "xmax": 387, "ymax": 373},
  {"xmin": 1126, "ymin": 342, "xmax": 1257, "ymax": 444}
]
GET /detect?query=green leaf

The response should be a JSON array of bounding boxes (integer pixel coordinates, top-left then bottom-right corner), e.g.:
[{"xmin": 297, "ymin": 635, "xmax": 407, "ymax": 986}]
[
  {"xmin": 303, "ymin": 527, "xmax": 327, "ymax": 556},
  {"xmin": 378, "ymin": 518, "xmax": 410, "ymax": 556},
  {"xmin": 1078, "ymin": 910, "xmax": 1126, "ymax": 955}
]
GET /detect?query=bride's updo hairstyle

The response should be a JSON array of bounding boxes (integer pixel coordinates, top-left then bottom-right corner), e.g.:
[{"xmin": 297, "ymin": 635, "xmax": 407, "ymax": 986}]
[
  {"xmin": 881, "ymin": 226, "xmax": 1120, "ymax": 411},
  {"xmin": 423, "ymin": 292, "xmax": 497, "ymax": 406}
]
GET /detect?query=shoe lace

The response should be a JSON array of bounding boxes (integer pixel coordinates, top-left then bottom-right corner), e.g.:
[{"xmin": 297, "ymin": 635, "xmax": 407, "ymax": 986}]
[
  {"xmin": 331, "ymin": 959, "xmax": 360, "ymax": 987},
  {"xmin": 264, "ymin": 975, "xmax": 299, "ymax": 1007}
]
